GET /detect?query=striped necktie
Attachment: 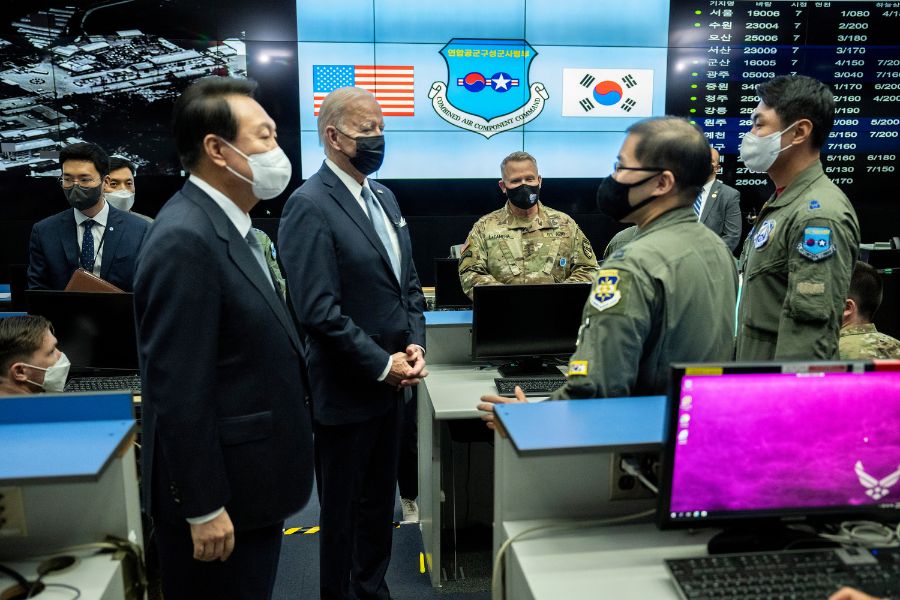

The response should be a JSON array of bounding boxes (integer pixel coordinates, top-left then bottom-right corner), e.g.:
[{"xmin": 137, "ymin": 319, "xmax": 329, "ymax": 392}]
[{"xmin": 693, "ymin": 191, "xmax": 703, "ymax": 217}]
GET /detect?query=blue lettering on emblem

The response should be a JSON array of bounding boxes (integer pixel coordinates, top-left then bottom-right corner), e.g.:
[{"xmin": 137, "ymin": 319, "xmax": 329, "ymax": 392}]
[{"xmin": 797, "ymin": 226, "xmax": 834, "ymax": 261}]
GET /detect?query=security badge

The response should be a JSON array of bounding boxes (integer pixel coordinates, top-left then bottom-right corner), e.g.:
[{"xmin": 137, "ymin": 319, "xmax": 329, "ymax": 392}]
[
  {"xmin": 568, "ymin": 360, "xmax": 589, "ymax": 376},
  {"xmin": 590, "ymin": 269, "xmax": 622, "ymax": 312},
  {"xmin": 753, "ymin": 219, "xmax": 776, "ymax": 250},
  {"xmin": 797, "ymin": 226, "xmax": 835, "ymax": 261}
]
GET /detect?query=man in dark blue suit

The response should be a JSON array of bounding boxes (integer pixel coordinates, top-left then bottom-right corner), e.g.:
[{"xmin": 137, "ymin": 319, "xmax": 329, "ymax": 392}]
[
  {"xmin": 27, "ymin": 142, "xmax": 149, "ymax": 291},
  {"xmin": 134, "ymin": 77, "xmax": 313, "ymax": 600},
  {"xmin": 279, "ymin": 86, "xmax": 427, "ymax": 600}
]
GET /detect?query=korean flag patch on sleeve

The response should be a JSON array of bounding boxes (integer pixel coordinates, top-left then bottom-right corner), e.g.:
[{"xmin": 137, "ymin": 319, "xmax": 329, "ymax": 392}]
[
  {"xmin": 591, "ymin": 269, "xmax": 622, "ymax": 311},
  {"xmin": 797, "ymin": 226, "xmax": 835, "ymax": 261}
]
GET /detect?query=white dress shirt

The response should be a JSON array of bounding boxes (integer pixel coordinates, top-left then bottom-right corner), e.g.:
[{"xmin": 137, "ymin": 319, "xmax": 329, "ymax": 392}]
[{"xmin": 73, "ymin": 201, "xmax": 109, "ymax": 276}]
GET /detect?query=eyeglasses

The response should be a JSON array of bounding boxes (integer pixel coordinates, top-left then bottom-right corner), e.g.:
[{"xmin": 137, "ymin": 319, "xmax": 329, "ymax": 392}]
[
  {"xmin": 613, "ymin": 161, "xmax": 666, "ymax": 174},
  {"xmin": 59, "ymin": 176, "xmax": 100, "ymax": 189}
]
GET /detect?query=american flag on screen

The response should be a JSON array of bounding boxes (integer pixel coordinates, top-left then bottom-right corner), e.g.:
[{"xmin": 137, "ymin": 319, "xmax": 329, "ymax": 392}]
[{"xmin": 313, "ymin": 65, "xmax": 415, "ymax": 116}]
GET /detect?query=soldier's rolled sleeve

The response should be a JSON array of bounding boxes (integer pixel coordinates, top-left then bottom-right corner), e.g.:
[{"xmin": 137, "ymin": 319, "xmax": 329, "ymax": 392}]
[
  {"xmin": 564, "ymin": 225, "xmax": 599, "ymax": 283},
  {"xmin": 458, "ymin": 225, "xmax": 501, "ymax": 299},
  {"xmin": 551, "ymin": 268, "xmax": 653, "ymax": 399},
  {"xmin": 774, "ymin": 216, "xmax": 858, "ymax": 359}
]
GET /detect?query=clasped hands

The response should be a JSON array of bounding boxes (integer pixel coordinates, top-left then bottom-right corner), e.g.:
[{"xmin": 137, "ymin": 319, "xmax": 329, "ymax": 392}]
[{"xmin": 385, "ymin": 344, "xmax": 428, "ymax": 388}]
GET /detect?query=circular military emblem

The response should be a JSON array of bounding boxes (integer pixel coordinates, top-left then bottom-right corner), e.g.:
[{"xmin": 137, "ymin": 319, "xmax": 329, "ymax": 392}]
[{"xmin": 753, "ymin": 219, "xmax": 776, "ymax": 250}]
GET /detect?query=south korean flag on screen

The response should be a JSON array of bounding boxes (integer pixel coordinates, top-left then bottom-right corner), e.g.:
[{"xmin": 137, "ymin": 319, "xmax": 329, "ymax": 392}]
[{"xmin": 562, "ymin": 69, "xmax": 654, "ymax": 117}]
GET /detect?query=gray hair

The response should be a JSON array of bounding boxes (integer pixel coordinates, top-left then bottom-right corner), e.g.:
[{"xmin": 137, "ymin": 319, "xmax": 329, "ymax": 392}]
[
  {"xmin": 317, "ymin": 86, "xmax": 376, "ymax": 144},
  {"xmin": 500, "ymin": 151, "xmax": 538, "ymax": 179}
]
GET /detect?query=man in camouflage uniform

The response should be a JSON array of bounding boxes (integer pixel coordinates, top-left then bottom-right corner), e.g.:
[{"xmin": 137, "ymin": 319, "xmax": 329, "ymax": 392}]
[
  {"xmin": 839, "ymin": 261, "xmax": 900, "ymax": 360},
  {"xmin": 458, "ymin": 151, "xmax": 597, "ymax": 299},
  {"xmin": 736, "ymin": 76, "xmax": 860, "ymax": 360},
  {"xmin": 478, "ymin": 118, "xmax": 737, "ymax": 421}
]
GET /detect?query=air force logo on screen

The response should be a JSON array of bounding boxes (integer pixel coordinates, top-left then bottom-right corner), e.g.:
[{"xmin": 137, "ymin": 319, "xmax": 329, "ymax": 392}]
[
  {"xmin": 855, "ymin": 461, "xmax": 900, "ymax": 501},
  {"xmin": 428, "ymin": 39, "xmax": 548, "ymax": 139},
  {"xmin": 562, "ymin": 68, "xmax": 654, "ymax": 117}
]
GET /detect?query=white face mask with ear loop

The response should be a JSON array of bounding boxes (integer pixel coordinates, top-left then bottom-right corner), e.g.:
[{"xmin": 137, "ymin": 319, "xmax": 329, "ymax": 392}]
[
  {"xmin": 22, "ymin": 352, "xmax": 71, "ymax": 393},
  {"xmin": 106, "ymin": 190, "xmax": 135, "ymax": 212},
  {"xmin": 219, "ymin": 138, "xmax": 293, "ymax": 200},
  {"xmin": 738, "ymin": 121, "xmax": 799, "ymax": 173}
]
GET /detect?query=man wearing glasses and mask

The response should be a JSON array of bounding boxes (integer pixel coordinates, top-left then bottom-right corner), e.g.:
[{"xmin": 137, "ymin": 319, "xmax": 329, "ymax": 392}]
[
  {"xmin": 26, "ymin": 142, "xmax": 150, "ymax": 291},
  {"xmin": 478, "ymin": 117, "xmax": 737, "ymax": 422}
]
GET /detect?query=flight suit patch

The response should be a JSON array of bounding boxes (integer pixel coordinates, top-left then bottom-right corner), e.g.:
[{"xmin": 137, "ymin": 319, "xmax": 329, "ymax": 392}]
[
  {"xmin": 582, "ymin": 238, "xmax": 594, "ymax": 259},
  {"xmin": 796, "ymin": 281, "xmax": 825, "ymax": 295},
  {"xmin": 590, "ymin": 269, "xmax": 622, "ymax": 311},
  {"xmin": 808, "ymin": 200, "xmax": 820, "ymax": 210},
  {"xmin": 753, "ymin": 219, "xmax": 775, "ymax": 250},
  {"xmin": 559, "ymin": 257, "xmax": 567, "ymax": 267},
  {"xmin": 567, "ymin": 360, "xmax": 589, "ymax": 376},
  {"xmin": 797, "ymin": 226, "xmax": 835, "ymax": 261}
]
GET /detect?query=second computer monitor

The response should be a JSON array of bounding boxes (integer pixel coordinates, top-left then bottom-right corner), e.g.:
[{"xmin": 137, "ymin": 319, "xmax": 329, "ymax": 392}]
[{"xmin": 472, "ymin": 282, "xmax": 590, "ymax": 375}]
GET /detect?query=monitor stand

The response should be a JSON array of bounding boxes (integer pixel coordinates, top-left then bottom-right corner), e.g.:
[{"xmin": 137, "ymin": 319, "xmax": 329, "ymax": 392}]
[
  {"xmin": 497, "ymin": 358, "xmax": 563, "ymax": 378},
  {"xmin": 707, "ymin": 525, "xmax": 835, "ymax": 555}
]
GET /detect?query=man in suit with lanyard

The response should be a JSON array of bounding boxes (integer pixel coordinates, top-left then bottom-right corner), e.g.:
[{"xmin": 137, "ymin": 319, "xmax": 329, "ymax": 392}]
[
  {"xmin": 694, "ymin": 146, "xmax": 742, "ymax": 253},
  {"xmin": 278, "ymin": 86, "xmax": 427, "ymax": 600},
  {"xmin": 27, "ymin": 142, "xmax": 149, "ymax": 291},
  {"xmin": 134, "ymin": 77, "xmax": 313, "ymax": 599}
]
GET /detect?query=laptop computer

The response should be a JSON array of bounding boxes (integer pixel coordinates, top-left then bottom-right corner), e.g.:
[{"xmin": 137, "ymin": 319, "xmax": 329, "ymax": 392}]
[
  {"xmin": 24, "ymin": 290, "xmax": 141, "ymax": 392},
  {"xmin": 433, "ymin": 258, "xmax": 472, "ymax": 309}
]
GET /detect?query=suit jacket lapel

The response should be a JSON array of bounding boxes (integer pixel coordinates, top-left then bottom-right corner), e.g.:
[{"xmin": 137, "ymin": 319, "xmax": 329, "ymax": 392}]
[
  {"xmin": 182, "ymin": 181, "xmax": 303, "ymax": 353},
  {"xmin": 58, "ymin": 212, "xmax": 80, "ymax": 271},
  {"xmin": 99, "ymin": 207, "xmax": 124, "ymax": 280},
  {"xmin": 700, "ymin": 180, "xmax": 720, "ymax": 224},
  {"xmin": 319, "ymin": 166, "xmax": 399, "ymax": 287},
  {"xmin": 371, "ymin": 183, "xmax": 410, "ymax": 287}
]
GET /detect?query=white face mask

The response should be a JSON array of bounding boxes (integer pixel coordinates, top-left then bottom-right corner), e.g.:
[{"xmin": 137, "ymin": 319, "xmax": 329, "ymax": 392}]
[
  {"xmin": 220, "ymin": 138, "xmax": 292, "ymax": 200},
  {"xmin": 105, "ymin": 190, "xmax": 135, "ymax": 212},
  {"xmin": 739, "ymin": 121, "xmax": 799, "ymax": 173},
  {"xmin": 23, "ymin": 352, "xmax": 71, "ymax": 393}
]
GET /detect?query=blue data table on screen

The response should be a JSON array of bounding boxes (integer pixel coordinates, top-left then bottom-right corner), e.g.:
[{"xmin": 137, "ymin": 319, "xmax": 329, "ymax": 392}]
[
  {"xmin": 0, "ymin": 391, "xmax": 135, "ymax": 484},
  {"xmin": 495, "ymin": 395, "xmax": 667, "ymax": 456},
  {"xmin": 424, "ymin": 309, "xmax": 472, "ymax": 326}
]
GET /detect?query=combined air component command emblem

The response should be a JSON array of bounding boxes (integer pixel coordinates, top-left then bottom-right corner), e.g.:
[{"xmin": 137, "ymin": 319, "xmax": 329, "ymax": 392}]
[
  {"xmin": 429, "ymin": 38, "xmax": 548, "ymax": 139},
  {"xmin": 591, "ymin": 269, "xmax": 622, "ymax": 312},
  {"xmin": 797, "ymin": 226, "xmax": 835, "ymax": 261},
  {"xmin": 753, "ymin": 219, "xmax": 776, "ymax": 250}
]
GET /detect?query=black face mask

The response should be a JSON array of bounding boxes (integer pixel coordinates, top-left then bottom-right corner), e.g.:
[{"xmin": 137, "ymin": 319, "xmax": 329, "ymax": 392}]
[
  {"xmin": 595, "ymin": 172, "xmax": 662, "ymax": 222},
  {"xmin": 64, "ymin": 184, "xmax": 103, "ymax": 212},
  {"xmin": 337, "ymin": 128, "xmax": 385, "ymax": 175},
  {"xmin": 506, "ymin": 184, "xmax": 540, "ymax": 210}
]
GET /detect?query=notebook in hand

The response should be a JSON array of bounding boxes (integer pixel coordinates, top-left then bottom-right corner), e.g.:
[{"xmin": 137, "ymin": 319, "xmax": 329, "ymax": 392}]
[{"xmin": 64, "ymin": 268, "xmax": 125, "ymax": 293}]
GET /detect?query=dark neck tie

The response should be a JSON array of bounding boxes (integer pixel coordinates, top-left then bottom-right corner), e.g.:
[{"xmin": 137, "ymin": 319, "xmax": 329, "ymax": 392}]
[
  {"xmin": 361, "ymin": 186, "xmax": 401, "ymax": 282},
  {"xmin": 245, "ymin": 231, "xmax": 275, "ymax": 290},
  {"xmin": 80, "ymin": 219, "xmax": 96, "ymax": 273}
]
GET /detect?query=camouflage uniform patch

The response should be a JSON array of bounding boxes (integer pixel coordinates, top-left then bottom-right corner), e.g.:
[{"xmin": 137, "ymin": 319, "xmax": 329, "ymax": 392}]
[{"xmin": 839, "ymin": 324, "xmax": 900, "ymax": 360}]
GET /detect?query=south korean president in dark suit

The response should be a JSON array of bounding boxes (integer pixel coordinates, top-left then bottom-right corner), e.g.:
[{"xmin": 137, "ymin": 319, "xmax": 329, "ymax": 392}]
[
  {"xmin": 134, "ymin": 77, "xmax": 313, "ymax": 600},
  {"xmin": 278, "ymin": 86, "xmax": 427, "ymax": 600}
]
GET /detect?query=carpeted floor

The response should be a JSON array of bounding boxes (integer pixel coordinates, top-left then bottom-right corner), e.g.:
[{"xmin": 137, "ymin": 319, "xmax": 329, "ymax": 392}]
[{"xmin": 272, "ymin": 488, "xmax": 491, "ymax": 599}]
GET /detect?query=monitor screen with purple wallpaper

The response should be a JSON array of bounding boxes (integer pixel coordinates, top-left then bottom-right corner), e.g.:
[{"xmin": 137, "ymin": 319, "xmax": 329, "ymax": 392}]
[{"xmin": 658, "ymin": 362, "xmax": 900, "ymax": 530}]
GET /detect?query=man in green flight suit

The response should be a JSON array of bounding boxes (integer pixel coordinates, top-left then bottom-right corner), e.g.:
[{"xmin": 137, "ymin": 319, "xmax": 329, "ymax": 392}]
[
  {"xmin": 736, "ymin": 75, "xmax": 860, "ymax": 360},
  {"xmin": 478, "ymin": 117, "xmax": 738, "ymax": 421},
  {"xmin": 458, "ymin": 151, "xmax": 598, "ymax": 299}
]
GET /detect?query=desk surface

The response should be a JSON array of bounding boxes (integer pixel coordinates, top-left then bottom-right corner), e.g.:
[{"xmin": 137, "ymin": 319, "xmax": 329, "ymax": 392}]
[
  {"xmin": 0, "ymin": 392, "xmax": 135, "ymax": 483},
  {"xmin": 506, "ymin": 521, "xmax": 715, "ymax": 600},
  {"xmin": 496, "ymin": 396, "xmax": 667, "ymax": 455},
  {"xmin": 424, "ymin": 310, "xmax": 472, "ymax": 326},
  {"xmin": 422, "ymin": 364, "xmax": 545, "ymax": 420}
]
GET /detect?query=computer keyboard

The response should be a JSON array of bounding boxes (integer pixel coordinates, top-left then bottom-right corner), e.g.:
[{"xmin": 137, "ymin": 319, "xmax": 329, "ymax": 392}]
[
  {"xmin": 494, "ymin": 375, "xmax": 566, "ymax": 396},
  {"xmin": 65, "ymin": 375, "xmax": 142, "ymax": 394},
  {"xmin": 666, "ymin": 546, "xmax": 900, "ymax": 600}
]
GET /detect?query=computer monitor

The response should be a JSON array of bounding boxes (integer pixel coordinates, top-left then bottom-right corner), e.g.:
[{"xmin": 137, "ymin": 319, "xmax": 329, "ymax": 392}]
[
  {"xmin": 433, "ymin": 258, "xmax": 472, "ymax": 309},
  {"xmin": 472, "ymin": 282, "xmax": 590, "ymax": 377},
  {"xmin": 24, "ymin": 290, "xmax": 139, "ymax": 373},
  {"xmin": 658, "ymin": 361, "xmax": 900, "ymax": 550}
]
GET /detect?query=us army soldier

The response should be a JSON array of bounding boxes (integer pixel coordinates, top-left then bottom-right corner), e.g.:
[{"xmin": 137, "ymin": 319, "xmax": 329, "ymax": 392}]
[
  {"xmin": 839, "ymin": 261, "xmax": 900, "ymax": 360},
  {"xmin": 478, "ymin": 118, "xmax": 737, "ymax": 423},
  {"xmin": 458, "ymin": 151, "xmax": 597, "ymax": 299},
  {"xmin": 736, "ymin": 76, "xmax": 859, "ymax": 360}
]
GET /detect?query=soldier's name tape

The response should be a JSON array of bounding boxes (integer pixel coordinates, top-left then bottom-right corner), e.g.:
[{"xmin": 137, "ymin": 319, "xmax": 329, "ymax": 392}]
[{"xmin": 283, "ymin": 520, "xmax": 419, "ymax": 536}]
